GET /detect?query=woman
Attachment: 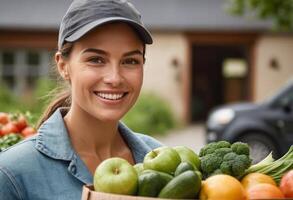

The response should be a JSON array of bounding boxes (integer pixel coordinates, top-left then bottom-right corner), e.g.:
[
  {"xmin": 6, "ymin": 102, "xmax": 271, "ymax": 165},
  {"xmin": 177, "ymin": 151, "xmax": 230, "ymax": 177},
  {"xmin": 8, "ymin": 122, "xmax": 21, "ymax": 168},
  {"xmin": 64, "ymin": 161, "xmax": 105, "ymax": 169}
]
[{"xmin": 0, "ymin": 0, "xmax": 162, "ymax": 199}]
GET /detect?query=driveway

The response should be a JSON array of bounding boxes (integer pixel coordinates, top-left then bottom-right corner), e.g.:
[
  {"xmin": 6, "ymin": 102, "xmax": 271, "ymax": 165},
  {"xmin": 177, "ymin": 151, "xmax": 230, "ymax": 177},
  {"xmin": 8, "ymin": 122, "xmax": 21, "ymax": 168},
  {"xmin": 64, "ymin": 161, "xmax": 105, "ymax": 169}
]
[{"xmin": 154, "ymin": 123, "xmax": 206, "ymax": 154}]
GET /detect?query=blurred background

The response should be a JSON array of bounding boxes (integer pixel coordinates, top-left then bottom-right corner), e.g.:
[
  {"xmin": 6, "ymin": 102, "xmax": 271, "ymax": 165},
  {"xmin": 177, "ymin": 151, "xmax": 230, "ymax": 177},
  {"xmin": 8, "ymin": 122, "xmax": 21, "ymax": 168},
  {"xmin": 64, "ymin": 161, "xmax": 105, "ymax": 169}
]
[{"xmin": 0, "ymin": 0, "xmax": 292, "ymax": 161}]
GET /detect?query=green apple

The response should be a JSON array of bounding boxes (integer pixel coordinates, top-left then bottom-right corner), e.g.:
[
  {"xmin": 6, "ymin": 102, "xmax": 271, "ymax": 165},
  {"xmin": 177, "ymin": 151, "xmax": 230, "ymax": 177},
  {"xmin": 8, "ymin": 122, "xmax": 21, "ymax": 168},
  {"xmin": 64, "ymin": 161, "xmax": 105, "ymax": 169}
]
[
  {"xmin": 94, "ymin": 157, "xmax": 138, "ymax": 195},
  {"xmin": 174, "ymin": 146, "xmax": 201, "ymax": 170},
  {"xmin": 133, "ymin": 163, "xmax": 144, "ymax": 175},
  {"xmin": 143, "ymin": 146, "xmax": 181, "ymax": 174}
]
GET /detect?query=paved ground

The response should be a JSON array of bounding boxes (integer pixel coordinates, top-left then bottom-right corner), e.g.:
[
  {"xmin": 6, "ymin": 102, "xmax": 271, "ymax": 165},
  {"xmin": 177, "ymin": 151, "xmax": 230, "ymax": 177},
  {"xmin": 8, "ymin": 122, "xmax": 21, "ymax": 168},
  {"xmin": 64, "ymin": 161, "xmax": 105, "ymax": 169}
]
[{"xmin": 154, "ymin": 123, "xmax": 206, "ymax": 154}]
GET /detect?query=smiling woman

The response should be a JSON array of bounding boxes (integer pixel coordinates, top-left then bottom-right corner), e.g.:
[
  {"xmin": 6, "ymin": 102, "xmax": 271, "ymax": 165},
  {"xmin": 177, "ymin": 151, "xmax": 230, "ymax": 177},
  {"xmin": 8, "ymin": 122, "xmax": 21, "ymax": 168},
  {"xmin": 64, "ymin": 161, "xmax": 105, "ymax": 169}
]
[{"xmin": 0, "ymin": 1, "xmax": 162, "ymax": 200}]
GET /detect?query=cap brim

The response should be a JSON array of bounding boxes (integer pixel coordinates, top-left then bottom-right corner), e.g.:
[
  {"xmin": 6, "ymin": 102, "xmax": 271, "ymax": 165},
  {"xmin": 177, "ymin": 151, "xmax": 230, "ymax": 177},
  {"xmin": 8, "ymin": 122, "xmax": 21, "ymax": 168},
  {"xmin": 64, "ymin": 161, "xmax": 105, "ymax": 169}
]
[{"xmin": 65, "ymin": 17, "xmax": 153, "ymax": 45}]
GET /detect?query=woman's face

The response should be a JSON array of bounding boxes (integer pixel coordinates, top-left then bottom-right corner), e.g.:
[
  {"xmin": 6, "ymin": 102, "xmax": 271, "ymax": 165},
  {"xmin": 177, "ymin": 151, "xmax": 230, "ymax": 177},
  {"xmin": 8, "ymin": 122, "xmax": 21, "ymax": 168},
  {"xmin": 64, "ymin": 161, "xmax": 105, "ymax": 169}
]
[{"xmin": 58, "ymin": 23, "xmax": 145, "ymax": 122}]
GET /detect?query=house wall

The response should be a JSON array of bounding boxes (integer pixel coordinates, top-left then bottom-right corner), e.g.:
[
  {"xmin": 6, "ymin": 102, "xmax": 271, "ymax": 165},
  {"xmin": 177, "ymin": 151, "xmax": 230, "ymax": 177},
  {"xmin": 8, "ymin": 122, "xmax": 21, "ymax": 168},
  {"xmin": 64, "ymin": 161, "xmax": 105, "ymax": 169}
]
[
  {"xmin": 254, "ymin": 35, "xmax": 293, "ymax": 102},
  {"xmin": 142, "ymin": 32, "xmax": 188, "ymax": 121},
  {"xmin": 142, "ymin": 32, "xmax": 293, "ymax": 123}
]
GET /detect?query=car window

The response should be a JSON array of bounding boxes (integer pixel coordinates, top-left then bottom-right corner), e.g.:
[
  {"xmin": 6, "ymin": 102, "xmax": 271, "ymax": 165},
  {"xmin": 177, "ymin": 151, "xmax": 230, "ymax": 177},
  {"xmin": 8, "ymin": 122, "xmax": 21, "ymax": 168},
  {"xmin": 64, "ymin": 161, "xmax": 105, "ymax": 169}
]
[{"xmin": 276, "ymin": 89, "xmax": 293, "ymax": 108}]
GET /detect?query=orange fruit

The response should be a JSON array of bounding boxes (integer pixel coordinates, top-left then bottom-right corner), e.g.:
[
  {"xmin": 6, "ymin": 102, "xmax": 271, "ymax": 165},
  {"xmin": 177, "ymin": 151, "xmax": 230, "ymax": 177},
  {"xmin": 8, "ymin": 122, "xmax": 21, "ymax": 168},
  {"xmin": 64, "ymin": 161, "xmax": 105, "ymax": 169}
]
[
  {"xmin": 247, "ymin": 183, "xmax": 284, "ymax": 199},
  {"xmin": 241, "ymin": 172, "xmax": 276, "ymax": 190},
  {"xmin": 199, "ymin": 174, "xmax": 247, "ymax": 200}
]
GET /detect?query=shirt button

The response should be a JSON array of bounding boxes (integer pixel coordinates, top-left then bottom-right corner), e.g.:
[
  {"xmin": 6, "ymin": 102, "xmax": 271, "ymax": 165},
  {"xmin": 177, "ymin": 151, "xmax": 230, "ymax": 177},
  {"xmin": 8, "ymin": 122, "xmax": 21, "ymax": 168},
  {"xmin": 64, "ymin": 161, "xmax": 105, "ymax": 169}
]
[{"xmin": 71, "ymin": 165, "xmax": 77, "ymax": 174}]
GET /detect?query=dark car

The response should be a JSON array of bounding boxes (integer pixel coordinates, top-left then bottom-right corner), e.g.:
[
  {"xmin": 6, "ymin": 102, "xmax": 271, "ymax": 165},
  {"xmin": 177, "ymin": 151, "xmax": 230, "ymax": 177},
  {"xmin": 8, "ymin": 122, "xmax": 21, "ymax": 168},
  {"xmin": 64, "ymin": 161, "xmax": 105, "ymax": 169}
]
[{"xmin": 206, "ymin": 80, "xmax": 293, "ymax": 163}]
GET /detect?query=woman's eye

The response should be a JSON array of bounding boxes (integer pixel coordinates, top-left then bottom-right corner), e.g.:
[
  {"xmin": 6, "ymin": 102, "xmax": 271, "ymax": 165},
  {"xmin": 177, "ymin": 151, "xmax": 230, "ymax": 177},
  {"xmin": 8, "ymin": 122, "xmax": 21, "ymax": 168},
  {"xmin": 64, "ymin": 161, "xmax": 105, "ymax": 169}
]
[
  {"xmin": 122, "ymin": 58, "xmax": 141, "ymax": 65},
  {"xmin": 87, "ymin": 56, "xmax": 105, "ymax": 64}
]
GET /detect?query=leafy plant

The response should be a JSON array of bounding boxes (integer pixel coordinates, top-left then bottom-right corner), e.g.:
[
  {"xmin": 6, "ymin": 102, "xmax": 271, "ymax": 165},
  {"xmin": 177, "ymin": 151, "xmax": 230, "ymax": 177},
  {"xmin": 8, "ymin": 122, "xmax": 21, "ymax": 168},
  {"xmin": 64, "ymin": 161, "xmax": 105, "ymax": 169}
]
[
  {"xmin": 226, "ymin": 0, "xmax": 293, "ymax": 31},
  {"xmin": 0, "ymin": 78, "xmax": 56, "ymax": 125},
  {"xmin": 122, "ymin": 92, "xmax": 177, "ymax": 136}
]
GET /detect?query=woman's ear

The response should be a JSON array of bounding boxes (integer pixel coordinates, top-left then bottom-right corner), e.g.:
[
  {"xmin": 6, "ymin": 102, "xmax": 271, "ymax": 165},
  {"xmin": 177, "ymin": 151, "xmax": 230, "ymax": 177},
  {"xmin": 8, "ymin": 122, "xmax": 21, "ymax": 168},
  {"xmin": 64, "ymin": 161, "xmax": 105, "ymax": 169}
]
[{"xmin": 55, "ymin": 52, "xmax": 70, "ymax": 80}]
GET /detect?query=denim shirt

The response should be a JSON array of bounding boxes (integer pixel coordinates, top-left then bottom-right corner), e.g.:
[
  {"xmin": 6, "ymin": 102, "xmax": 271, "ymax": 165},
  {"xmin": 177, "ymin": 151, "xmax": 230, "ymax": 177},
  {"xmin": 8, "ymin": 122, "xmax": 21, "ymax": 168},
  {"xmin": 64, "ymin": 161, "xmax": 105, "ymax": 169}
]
[{"xmin": 0, "ymin": 108, "xmax": 162, "ymax": 200}]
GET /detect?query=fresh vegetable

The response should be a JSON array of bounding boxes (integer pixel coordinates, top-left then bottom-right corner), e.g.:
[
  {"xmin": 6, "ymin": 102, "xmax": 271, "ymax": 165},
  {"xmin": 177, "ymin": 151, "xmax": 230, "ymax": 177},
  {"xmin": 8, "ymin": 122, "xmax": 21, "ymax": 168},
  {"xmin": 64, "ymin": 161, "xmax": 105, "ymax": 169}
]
[
  {"xmin": 0, "ymin": 112, "xmax": 9, "ymax": 125},
  {"xmin": 245, "ymin": 145, "xmax": 293, "ymax": 184},
  {"xmin": 14, "ymin": 114, "xmax": 28, "ymax": 131},
  {"xmin": 21, "ymin": 126, "xmax": 36, "ymax": 137},
  {"xmin": 0, "ymin": 111, "xmax": 36, "ymax": 151},
  {"xmin": 0, "ymin": 133, "xmax": 23, "ymax": 152},
  {"xmin": 138, "ymin": 170, "xmax": 172, "ymax": 197},
  {"xmin": 199, "ymin": 141, "xmax": 252, "ymax": 179},
  {"xmin": 1, "ymin": 122, "xmax": 19, "ymax": 135},
  {"xmin": 158, "ymin": 170, "xmax": 201, "ymax": 199},
  {"xmin": 174, "ymin": 162, "xmax": 195, "ymax": 176}
]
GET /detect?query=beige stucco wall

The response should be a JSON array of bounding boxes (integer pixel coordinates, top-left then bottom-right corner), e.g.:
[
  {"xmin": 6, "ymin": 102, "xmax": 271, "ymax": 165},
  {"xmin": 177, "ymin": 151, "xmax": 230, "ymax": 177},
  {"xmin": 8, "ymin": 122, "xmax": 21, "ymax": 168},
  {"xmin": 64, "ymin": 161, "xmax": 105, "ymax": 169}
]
[
  {"xmin": 254, "ymin": 35, "xmax": 293, "ymax": 102},
  {"xmin": 142, "ymin": 32, "xmax": 188, "ymax": 121},
  {"xmin": 142, "ymin": 33, "xmax": 293, "ymax": 123}
]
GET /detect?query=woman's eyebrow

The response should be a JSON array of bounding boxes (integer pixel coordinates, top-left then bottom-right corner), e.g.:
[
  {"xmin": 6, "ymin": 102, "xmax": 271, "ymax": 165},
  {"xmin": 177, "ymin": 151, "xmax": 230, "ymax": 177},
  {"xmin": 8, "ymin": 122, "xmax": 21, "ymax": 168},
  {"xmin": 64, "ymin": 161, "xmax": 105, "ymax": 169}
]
[
  {"xmin": 81, "ymin": 48, "xmax": 143, "ymax": 57},
  {"xmin": 123, "ymin": 50, "xmax": 143, "ymax": 57},
  {"xmin": 82, "ymin": 48, "xmax": 108, "ymax": 55}
]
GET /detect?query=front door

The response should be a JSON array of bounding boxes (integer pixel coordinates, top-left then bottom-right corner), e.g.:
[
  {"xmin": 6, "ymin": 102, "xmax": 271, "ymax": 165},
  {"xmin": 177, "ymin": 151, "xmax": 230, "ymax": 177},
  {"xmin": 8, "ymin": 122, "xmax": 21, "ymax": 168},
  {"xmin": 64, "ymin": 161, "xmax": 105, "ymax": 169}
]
[{"xmin": 191, "ymin": 44, "xmax": 250, "ymax": 122}]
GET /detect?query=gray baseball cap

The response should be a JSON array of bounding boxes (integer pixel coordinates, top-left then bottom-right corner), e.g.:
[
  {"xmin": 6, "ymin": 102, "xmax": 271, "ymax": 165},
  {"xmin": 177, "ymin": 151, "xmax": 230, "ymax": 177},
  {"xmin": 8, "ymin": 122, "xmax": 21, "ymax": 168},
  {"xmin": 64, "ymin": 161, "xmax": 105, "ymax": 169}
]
[{"xmin": 58, "ymin": 0, "xmax": 153, "ymax": 49}]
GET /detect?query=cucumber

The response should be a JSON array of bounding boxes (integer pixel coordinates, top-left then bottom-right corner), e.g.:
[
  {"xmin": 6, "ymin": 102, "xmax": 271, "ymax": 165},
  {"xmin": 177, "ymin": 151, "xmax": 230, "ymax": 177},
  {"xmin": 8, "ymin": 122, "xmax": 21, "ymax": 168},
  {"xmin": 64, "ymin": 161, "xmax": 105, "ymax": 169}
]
[
  {"xmin": 138, "ymin": 170, "xmax": 172, "ymax": 197},
  {"xmin": 174, "ymin": 162, "xmax": 194, "ymax": 176},
  {"xmin": 142, "ymin": 169, "xmax": 173, "ymax": 182},
  {"xmin": 158, "ymin": 170, "xmax": 201, "ymax": 199}
]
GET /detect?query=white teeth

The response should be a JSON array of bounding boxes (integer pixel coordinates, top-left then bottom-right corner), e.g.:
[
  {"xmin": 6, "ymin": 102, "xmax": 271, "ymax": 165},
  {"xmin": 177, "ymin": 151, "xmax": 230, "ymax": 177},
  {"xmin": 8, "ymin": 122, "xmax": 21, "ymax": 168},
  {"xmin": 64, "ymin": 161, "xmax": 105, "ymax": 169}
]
[{"xmin": 96, "ymin": 92, "xmax": 124, "ymax": 100}]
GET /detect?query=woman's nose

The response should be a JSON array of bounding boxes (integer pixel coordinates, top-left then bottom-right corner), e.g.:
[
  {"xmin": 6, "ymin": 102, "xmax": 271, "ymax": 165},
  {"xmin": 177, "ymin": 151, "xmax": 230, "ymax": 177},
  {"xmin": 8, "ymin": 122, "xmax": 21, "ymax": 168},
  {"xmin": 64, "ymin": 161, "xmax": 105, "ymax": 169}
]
[{"xmin": 103, "ymin": 65, "xmax": 123, "ymax": 87}]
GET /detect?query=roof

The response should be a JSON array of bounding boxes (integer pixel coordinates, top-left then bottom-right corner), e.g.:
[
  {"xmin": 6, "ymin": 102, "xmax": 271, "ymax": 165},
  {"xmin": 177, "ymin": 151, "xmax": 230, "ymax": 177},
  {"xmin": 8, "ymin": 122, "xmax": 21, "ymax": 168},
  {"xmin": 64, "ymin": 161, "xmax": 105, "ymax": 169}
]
[{"xmin": 0, "ymin": 0, "xmax": 272, "ymax": 31}]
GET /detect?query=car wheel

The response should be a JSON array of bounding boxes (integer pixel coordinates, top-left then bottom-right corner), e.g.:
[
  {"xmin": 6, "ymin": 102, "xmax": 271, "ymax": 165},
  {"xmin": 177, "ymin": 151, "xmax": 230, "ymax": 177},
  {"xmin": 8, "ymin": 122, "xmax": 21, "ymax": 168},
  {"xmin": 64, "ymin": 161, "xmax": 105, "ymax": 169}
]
[{"xmin": 237, "ymin": 133, "xmax": 280, "ymax": 164}]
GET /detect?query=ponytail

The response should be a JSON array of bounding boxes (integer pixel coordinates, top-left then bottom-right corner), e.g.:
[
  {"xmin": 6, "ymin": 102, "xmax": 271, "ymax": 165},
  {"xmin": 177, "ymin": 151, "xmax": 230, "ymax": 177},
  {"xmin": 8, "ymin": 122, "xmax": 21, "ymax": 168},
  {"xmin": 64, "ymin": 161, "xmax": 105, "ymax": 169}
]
[
  {"xmin": 36, "ymin": 90, "xmax": 71, "ymax": 129},
  {"xmin": 36, "ymin": 42, "xmax": 74, "ymax": 129}
]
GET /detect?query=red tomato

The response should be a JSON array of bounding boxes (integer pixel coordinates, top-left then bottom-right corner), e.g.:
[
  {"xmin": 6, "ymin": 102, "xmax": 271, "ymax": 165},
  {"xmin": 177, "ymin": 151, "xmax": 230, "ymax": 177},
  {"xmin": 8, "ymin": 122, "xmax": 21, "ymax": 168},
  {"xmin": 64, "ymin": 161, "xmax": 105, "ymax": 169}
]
[
  {"xmin": 21, "ymin": 126, "xmax": 36, "ymax": 137},
  {"xmin": 14, "ymin": 115, "xmax": 28, "ymax": 132},
  {"xmin": 280, "ymin": 170, "xmax": 293, "ymax": 198},
  {"xmin": 1, "ymin": 122, "xmax": 20, "ymax": 135},
  {"xmin": 0, "ymin": 112, "xmax": 9, "ymax": 125}
]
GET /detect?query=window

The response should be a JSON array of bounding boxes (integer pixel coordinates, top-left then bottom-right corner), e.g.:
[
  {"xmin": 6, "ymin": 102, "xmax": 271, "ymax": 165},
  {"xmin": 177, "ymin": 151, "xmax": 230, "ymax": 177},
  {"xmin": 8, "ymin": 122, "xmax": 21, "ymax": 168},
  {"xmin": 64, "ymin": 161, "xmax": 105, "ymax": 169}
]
[
  {"xmin": 26, "ymin": 51, "xmax": 40, "ymax": 76},
  {"xmin": 0, "ymin": 49, "xmax": 50, "ymax": 94},
  {"xmin": 3, "ymin": 52, "xmax": 14, "ymax": 65},
  {"xmin": 1, "ymin": 51, "xmax": 15, "ymax": 76},
  {"xmin": 1, "ymin": 51, "xmax": 15, "ymax": 89}
]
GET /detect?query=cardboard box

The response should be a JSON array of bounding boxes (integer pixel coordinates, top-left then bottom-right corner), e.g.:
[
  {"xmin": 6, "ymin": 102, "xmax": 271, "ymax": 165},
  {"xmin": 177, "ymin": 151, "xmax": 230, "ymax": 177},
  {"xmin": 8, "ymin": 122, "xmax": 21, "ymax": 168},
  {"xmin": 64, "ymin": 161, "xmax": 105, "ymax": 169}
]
[
  {"xmin": 81, "ymin": 185, "xmax": 195, "ymax": 200},
  {"xmin": 81, "ymin": 185, "xmax": 293, "ymax": 200}
]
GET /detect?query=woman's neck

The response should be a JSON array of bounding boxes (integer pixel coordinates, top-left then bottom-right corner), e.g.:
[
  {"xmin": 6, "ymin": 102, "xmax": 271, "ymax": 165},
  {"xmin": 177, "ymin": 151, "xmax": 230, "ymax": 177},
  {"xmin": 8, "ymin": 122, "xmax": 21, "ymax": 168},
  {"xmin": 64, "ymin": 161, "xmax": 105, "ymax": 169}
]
[{"xmin": 63, "ymin": 106, "xmax": 120, "ymax": 159}]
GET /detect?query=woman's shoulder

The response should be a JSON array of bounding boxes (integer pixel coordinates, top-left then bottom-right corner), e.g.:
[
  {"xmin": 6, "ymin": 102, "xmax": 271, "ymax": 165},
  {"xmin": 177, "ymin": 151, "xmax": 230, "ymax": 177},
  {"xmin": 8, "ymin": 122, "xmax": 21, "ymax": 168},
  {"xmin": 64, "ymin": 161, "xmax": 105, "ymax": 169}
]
[
  {"xmin": 0, "ymin": 136, "xmax": 39, "ymax": 169},
  {"xmin": 134, "ymin": 132, "xmax": 163, "ymax": 150}
]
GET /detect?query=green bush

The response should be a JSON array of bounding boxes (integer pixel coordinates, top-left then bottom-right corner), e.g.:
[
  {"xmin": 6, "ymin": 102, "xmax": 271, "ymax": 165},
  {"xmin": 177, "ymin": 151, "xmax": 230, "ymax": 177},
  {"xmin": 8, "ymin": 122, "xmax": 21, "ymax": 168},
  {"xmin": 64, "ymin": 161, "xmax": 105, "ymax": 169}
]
[
  {"xmin": 122, "ymin": 92, "xmax": 177, "ymax": 136},
  {"xmin": 0, "ymin": 78, "xmax": 56, "ymax": 125},
  {"xmin": 0, "ymin": 81, "xmax": 177, "ymax": 136},
  {"xmin": 0, "ymin": 82, "xmax": 19, "ymax": 113}
]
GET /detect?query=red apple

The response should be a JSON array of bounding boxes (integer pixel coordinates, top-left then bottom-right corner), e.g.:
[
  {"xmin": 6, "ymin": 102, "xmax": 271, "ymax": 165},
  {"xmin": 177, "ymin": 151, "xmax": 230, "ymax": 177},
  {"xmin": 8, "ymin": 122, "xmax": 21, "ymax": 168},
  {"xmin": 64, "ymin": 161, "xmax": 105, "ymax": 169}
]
[{"xmin": 280, "ymin": 170, "xmax": 293, "ymax": 198}]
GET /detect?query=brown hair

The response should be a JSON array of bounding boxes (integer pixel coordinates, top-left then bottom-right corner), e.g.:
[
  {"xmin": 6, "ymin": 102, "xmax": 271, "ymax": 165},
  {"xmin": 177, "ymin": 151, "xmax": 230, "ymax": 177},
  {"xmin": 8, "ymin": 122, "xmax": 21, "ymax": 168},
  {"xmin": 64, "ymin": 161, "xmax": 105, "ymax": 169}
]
[{"xmin": 36, "ymin": 43, "xmax": 73, "ymax": 129}]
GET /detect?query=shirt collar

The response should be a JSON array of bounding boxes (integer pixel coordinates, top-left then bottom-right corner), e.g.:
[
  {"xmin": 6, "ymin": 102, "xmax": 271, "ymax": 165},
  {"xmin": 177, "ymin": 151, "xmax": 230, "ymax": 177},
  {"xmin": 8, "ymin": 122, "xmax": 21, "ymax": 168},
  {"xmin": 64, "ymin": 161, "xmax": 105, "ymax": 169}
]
[
  {"xmin": 35, "ymin": 108, "xmax": 152, "ymax": 163},
  {"xmin": 35, "ymin": 108, "xmax": 75, "ymax": 161}
]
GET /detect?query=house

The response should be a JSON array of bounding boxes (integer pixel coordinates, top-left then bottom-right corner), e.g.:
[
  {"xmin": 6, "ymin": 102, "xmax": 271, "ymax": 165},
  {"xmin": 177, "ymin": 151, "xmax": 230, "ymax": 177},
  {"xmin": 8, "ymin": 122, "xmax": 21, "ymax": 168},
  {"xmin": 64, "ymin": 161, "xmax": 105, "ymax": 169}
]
[{"xmin": 1, "ymin": 0, "xmax": 293, "ymax": 123}]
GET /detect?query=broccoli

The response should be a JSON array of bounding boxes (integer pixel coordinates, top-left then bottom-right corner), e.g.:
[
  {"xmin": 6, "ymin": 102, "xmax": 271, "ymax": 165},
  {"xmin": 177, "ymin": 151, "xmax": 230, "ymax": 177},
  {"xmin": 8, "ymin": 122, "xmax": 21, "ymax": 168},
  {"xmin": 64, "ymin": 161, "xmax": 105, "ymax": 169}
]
[
  {"xmin": 200, "ymin": 153, "xmax": 222, "ymax": 174},
  {"xmin": 199, "ymin": 142, "xmax": 217, "ymax": 157},
  {"xmin": 231, "ymin": 142, "xmax": 250, "ymax": 156},
  {"xmin": 215, "ymin": 141, "xmax": 231, "ymax": 149},
  {"xmin": 199, "ymin": 141, "xmax": 231, "ymax": 157},
  {"xmin": 222, "ymin": 152, "xmax": 252, "ymax": 178},
  {"xmin": 199, "ymin": 141, "xmax": 252, "ymax": 179},
  {"xmin": 214, "ymin": 148, "xmax": 232, "ymax": 159}
]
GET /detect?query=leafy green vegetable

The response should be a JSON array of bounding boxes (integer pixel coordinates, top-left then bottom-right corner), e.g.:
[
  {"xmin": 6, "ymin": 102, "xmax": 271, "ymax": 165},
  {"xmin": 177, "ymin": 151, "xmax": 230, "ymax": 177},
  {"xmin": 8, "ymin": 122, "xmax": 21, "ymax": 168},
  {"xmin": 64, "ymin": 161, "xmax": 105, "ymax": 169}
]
[
  {"xmin": 199, "ymin": 141, "xmax": 252, "ymax": 179},
  {"xmin": 0, "ymin": 133, "xmax": 23, "ymax": 152},
  {"xmin": 245, "ymin": 145, "xmax": 293, "ymax": 184}
]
